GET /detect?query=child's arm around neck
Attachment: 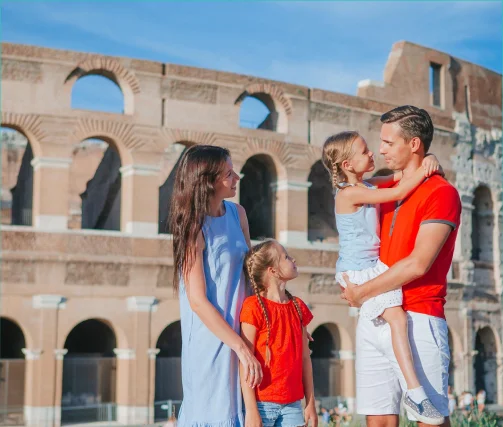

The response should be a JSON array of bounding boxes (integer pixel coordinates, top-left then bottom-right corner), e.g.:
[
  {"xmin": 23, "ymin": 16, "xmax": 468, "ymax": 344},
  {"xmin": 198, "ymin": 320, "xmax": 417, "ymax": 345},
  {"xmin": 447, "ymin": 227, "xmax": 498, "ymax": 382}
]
[{"xmin": 337, "ymin": 166, "xmax": 427, "ymax": 209}]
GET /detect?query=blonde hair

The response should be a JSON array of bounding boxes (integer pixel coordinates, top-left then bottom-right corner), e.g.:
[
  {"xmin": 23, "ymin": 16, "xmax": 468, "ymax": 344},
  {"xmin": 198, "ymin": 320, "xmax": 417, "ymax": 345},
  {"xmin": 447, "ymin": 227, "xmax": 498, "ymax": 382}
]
[
  {"xmin": 244, "ymin": 239, "xmax": 303, "ymax": 367},
  {"xmin": 321, "ymin": 131, "xmax": 361, "ymax": 189}
]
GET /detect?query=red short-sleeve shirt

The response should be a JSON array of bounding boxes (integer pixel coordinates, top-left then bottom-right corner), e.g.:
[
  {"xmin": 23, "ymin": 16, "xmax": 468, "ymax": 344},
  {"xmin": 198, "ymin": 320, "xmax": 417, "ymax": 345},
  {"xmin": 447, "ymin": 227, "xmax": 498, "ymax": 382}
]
[
  {"xmin": 379, "ymin": 175, "xmax": 461, "ymax": 319},
  {"xmin": 240, "ymin": 295, "xmax": 313, "ymax": 404}
]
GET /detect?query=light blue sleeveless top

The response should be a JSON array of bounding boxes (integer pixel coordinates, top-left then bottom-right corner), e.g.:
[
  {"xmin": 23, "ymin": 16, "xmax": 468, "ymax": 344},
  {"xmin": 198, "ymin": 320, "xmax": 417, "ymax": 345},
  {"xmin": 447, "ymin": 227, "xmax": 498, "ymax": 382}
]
[
  {"xmin": 178, "ymin": 201, "xmax": 247, "ymax": 427},
  {"xmin": 335, "ymin": 182, "xmax": 381, "ymax": 272}
]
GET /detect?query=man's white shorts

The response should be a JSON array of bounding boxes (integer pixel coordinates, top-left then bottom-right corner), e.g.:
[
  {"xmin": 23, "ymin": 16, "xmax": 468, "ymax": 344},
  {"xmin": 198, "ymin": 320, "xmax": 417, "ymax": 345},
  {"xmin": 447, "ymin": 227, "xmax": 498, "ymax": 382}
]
[{"xmin": 356, "ymin": 311, "xmax": 450, "ymax": 419}]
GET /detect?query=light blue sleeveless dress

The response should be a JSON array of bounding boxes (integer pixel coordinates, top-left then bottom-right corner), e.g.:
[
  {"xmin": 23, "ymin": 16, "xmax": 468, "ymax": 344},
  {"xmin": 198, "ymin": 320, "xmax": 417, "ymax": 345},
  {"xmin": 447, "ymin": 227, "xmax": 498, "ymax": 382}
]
[
  {"xmin": 335, "ymin": 182, "xmax": 402, "ymax": 320},
  {"xmin": 178, "ymin": 201, "xmax": 248, "ymax": 427}
]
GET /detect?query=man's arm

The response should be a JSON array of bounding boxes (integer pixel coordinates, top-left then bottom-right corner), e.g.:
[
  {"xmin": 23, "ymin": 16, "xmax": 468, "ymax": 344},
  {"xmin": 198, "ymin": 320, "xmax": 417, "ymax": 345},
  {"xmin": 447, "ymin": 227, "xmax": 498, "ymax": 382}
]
[{"xmin": 343, "ymin": 222, "xmax": 453, "ymax": 306}]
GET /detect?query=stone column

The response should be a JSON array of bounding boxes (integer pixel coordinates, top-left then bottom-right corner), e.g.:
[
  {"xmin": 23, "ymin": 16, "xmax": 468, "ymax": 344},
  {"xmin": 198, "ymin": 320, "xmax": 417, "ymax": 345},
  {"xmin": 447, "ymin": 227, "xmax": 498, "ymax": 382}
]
[
  {"xmin": 115, "ymin": 296, "xmax": 158, "ymax": 425},
  {"xmin": 335, "ymin": 350, "xmax": 356, "ymax": 413},
  {"xmin": 114, "ymin": 348, "xmax": 136, "ymax": 425},
  {"xmin": 31, "ymin": 157, "xmax": 71, "ymax": 230},
  {"xmin": 497, "ymin": 355, "xmax": 503, "ymax": 405},
  {"xmin": 272, "ymin": 180, "xmax": 312, "ymax": 247},
  {"xmin": 120, "ymin": 164, "xmax": 161, "ymax": 235},
  {"xmin": 23, "ymin": 295, "xmax": 66, "ymax": 427},
  {"xmin": 147, "ymin": 348, "xmax": 161, "ymax": 424},
  {"xmin": 461, "ymin": 308, "xmax": 475, "ymax": 393}
]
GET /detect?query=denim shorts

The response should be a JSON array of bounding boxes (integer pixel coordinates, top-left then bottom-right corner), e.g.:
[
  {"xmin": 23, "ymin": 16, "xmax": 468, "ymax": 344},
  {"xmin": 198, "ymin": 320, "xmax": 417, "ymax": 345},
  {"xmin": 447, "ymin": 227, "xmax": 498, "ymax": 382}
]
[{"xmin": 256, "ymin": 400, "xmax": 305, "ymax": 427}]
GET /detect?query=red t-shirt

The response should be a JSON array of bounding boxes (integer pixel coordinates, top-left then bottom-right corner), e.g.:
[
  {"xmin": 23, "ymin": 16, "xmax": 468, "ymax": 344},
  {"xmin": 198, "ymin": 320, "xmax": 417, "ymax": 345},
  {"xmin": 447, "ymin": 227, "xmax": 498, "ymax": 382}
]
[
  {"xmin": 240, "ymin": 295, "xmax": 313, "ymax": 404},
  {"xmin": 380, "ymin": 175, "xmax": 461, "ymax": 319}
]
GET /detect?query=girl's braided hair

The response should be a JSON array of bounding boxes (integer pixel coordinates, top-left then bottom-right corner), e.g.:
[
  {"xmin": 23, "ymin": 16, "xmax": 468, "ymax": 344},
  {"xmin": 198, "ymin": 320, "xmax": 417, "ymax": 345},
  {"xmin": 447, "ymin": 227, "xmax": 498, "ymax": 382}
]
[
  {"xmin": 243, "ymin": 239, "xmax": 303, "ymax": 366},
  {"xmin": 321, "ymin": 131, "xmax": 361, "ymax": 189}
]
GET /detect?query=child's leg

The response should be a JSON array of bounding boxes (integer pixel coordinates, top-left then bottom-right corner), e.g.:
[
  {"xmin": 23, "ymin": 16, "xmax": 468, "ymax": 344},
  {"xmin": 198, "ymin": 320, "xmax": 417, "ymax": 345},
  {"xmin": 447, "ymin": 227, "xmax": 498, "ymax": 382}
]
[{"xmin": 380, "ymin": 306, "xmax": 421, "ymax": 390}]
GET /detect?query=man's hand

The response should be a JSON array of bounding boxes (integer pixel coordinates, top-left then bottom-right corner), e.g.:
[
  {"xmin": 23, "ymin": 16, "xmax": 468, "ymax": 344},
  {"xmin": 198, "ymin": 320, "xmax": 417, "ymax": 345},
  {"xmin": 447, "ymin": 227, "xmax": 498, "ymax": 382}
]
[{"xmin": 340, "ymin": 273, "xmax": 363, "ymax": 307}]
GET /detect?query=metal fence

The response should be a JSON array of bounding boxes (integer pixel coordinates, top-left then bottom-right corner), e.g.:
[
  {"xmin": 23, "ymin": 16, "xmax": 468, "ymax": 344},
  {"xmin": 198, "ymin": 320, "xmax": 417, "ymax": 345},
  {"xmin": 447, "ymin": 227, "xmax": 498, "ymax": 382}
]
[
  {"xmin": 61, "ymin": 358, "xmax": 116, "ymax": 425},
  {"xmin": 311, "ymin": 358, "xmax": 342, "ymax": 397},
  {"xmin": 61, "ymin": 403, "xmax": 116, "ymax": 425},
  {"xmin": 154, "ymin": 358, "xmax": 182, "ymax": 421},
  {"xmin": 0, "ymin": 360, "xmax": 25, "ymax": 426}
]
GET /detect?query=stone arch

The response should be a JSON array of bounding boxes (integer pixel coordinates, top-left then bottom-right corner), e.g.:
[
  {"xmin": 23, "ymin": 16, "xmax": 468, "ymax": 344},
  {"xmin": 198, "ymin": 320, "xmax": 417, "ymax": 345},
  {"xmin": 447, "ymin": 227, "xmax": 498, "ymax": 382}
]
[
  {"xmin": 73, "ymin": 119, "xmax": 134, "ymax": 167},
  {"xmin": 240, "ymin": 154, "xmax": 277, "ymax": 240},
  {"xmin": 59, "ymin": 316, "xmax": 127, "ymax": 350},
  {"xmin": 472, "ymin": 185, "xmax": 494, "ymax": 263},
  {"xmin": 0, "ymin": 317, "xmax": 27, "ymax": 424},
  {"xmin": 70, "ymin": 135, "xmax": 122, "ymax": 231},
  {"xmin": 0, "ymin": 317, "xmax": 26, "ymax": 359},
  {"xmin": 309, "ymin": 322, "xmax": 347, "ymax": 398},
  {"xmin": 154, "ymin": 320, "xmax": 182, "ymax": 419},
  {"xmin": 158, "ymin": 141, "xmax": 195, "ymax": 234},
  {"xmin": 235, "ymin": 84, "xmax": 292, "ymax": 133},
  {"xmin": 474, "ymin": 326, "xmax": 500, "ymax": 404},
  {"xmin": 241, "ymin": 139, "xmax": 289, "ymax": 181},
  {"xmin": 1, "ymin": 113, "xmax": 43, "ymax": 158},
  {"xmin": 65, "ymin": 57, "xmax": 140, "ymax": 115},
  {"xmin": 447, "ymin": 326, "xmax": 463, "ymax": 393},
  {"xmin": 1, "ymin": 126, "xmax": 37, "ymax": 226},
  {"xmin": 61, "ymin": 319, "xmax": 118, "ymax": 424},
  {"xmin": 308, "ymin": 160, "xmax": 337, "ymax": 242},
  {"xmin": 160, "ymin": 129, "xmax": 217, "ymax": 148}
]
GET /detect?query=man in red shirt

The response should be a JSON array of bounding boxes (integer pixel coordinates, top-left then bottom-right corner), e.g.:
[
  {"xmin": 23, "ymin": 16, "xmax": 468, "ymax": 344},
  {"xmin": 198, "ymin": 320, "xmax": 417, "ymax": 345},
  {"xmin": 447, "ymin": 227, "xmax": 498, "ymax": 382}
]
[{"xmin": 342, "ymin": 105, "xmax": 461, "ymax": 427}]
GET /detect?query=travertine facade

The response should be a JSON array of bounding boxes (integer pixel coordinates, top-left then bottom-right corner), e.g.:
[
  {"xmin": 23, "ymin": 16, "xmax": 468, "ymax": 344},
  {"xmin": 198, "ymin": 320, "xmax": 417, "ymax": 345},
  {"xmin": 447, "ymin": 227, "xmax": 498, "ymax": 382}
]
[{"xmin": 1, "ymin": 40, "xmax": 501, "ymax": 426}]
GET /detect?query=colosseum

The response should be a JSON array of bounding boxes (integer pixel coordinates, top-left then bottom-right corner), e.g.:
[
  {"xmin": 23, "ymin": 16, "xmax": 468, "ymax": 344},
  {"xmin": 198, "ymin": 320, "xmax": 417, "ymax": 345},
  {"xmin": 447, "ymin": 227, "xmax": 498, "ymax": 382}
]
[{"xmin": 1, "ymin": 40, "xmax": 501, "ymax": 426}]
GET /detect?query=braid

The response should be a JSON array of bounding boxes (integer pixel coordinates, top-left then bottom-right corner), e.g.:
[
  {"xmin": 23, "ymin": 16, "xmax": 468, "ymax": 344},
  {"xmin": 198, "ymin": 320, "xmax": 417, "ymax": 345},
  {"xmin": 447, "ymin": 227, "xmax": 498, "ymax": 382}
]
[
  {"xmin": 246, "ymin": 254, "xmax": 272, "ymax": 367},
  {"xmin": 285, "ymin": 290, "xmax": 303, "ymax": 325},
  {"xmin": 332, "ymin": 163, "xmax": 344, "ymax": 190}
]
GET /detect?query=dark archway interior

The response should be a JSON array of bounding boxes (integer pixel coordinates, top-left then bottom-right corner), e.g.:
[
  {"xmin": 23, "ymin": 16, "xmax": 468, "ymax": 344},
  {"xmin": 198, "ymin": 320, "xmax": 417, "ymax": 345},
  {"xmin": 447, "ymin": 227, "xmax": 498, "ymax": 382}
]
[
  {"xmin": 308, "ymin": 160, "xmax": 337, "ymax": 242},
  {"xmin": 64, "ymin": 319, "xmax": 116, "ymax": 357},
  {"xmin": 240, "ymin": 155, "xmax": 276, "ymax": 240},
  {"xmin": 0, "ymin": 318, "xmax": 25, "ymax": 359}
]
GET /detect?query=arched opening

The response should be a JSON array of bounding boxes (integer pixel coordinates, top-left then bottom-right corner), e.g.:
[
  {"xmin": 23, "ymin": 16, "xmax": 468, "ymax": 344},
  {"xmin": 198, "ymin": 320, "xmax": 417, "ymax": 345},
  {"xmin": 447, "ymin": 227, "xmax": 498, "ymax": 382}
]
[
  {"xmin": 158, "ymin": 143, "xmax": 191, "ymax": 234},
  {"xmin": 71, "ymin": 74, "xmax": 124, "ymax": 114},
  {"xmin": 240, "ymin": 155, "xmax": 277, "ymax": 240},
  {"xmin": 237, "ymin": 91, "xmax": 287, "ymax": 133},
  {"xmin": 0, "ymin": 318, "xmax": 26, "ymax": 425},
  {"xmin": 474, "ymin": 327, "xmax": 498, "ymax": 404},
  {"xmin": 154, "ymin": 321, "xmax": 182, "ymax": 421},
  {"xmin": 239, "ymin": 96, "xmax": 272, "ymax": 130},
  {"xmin": 309, "ymin": 323, "xmax": 341, "ymax": 398},
  {"xmin": 472, "ymin": 186, "xmax": 494, "ymax": 262},
  {"xmin": 308, "ymin": 160, "xmax": 337, "ymax": 242},
  {"xmin": 69, "ymin": 139, "xmax": 121, "ymax": 231},
  {"xmin": 1, "ymin": 127, "xmax": 33, "ymax": 226},
  {"xmin": 61, "ymin": 319, "xmax": 117, "ymax": 425}
]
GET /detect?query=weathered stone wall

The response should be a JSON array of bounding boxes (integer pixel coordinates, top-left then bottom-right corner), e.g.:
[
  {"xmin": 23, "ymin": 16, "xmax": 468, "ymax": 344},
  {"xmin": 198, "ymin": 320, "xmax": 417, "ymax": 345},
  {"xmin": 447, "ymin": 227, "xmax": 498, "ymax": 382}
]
[{"xmin": 1, "ymin": 41, "xmax": 501, "ymax": 425}]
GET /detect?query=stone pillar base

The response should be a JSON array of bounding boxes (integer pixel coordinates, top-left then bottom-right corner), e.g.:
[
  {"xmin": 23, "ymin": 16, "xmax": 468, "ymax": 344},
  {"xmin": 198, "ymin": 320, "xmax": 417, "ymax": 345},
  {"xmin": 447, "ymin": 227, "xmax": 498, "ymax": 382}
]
[
  {"xmin": 117, "ymin": 405, "xmax": 152, "ymax": 425},
  {"xmin": 24, "ymin": 405, "xmax": 60, "ymax": 427}
]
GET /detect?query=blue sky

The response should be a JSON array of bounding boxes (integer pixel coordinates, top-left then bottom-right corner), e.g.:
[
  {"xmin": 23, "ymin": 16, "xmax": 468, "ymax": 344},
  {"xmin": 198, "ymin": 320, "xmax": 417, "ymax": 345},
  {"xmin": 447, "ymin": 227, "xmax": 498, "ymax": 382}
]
[{"xmin": 1, "ymin": 1, "xmax": 502, "ymax": 120}]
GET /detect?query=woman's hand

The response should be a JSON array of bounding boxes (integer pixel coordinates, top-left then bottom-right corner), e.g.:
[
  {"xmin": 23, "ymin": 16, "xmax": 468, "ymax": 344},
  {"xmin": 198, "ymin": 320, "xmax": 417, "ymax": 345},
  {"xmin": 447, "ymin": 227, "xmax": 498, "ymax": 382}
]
[
  {"xmin": 304, "ymin": 401, "xmax": 318, "ymax": 427},
  {"xmin": 244, "ymin": 409, "xmax": 263, "ymax": 427},
  {"xmin": 236, "ymin": 343, "xmax": 263, "ymax": 388}
]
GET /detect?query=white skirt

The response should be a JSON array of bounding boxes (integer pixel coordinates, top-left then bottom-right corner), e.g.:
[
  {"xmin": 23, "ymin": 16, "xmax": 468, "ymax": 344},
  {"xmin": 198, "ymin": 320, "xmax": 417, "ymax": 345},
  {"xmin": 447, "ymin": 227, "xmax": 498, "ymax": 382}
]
[{"xmin": 336, "ymin": 259, "xmax": 402, "ymax": 320}]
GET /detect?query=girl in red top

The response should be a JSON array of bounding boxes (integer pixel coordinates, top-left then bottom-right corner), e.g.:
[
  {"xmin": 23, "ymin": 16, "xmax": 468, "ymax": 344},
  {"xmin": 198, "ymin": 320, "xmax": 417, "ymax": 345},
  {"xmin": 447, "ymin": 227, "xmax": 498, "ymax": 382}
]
[{"xmin": 239, "ymin": 239, "xmax": 317, "ymax": 427}]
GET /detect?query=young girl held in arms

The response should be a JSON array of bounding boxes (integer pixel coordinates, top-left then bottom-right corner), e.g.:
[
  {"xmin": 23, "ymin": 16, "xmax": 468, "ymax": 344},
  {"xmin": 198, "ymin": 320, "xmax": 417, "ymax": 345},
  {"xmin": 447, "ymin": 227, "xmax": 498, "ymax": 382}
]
[
  {"xmin": 240, "ymin": 240, "xmax": 318, "ymax": 427},
  {"xmin": 322, "ymin": 131, "xmax": 445, "ymax": 425}
]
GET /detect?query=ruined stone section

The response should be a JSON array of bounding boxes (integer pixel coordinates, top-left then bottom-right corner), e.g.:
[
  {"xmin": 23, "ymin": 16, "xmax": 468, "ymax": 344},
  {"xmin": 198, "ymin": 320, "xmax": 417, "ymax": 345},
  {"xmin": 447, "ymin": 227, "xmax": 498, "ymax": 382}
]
[
  {"xmin": 357, "ymin": 41, "xmax": 502, "ymax": 130},
  {"xmin": 0, "ymin": 40, "xmax": 502, "ymax": 425}
]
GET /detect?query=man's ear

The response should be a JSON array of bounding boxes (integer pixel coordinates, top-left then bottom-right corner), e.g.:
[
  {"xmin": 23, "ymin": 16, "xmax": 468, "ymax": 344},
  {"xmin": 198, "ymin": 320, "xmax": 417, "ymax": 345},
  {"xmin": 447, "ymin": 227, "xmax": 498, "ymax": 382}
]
[{"xmin": 410, "ymin": 137, "xmax": 422, "ymax": 153}]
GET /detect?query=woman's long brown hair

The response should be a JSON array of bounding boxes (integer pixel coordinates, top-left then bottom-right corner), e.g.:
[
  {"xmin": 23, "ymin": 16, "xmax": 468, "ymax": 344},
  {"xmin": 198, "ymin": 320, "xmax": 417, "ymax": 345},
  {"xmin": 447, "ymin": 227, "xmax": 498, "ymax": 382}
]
[{"xmin": 169, "ymin": 144, "xmax": 230, "ymax": 292}]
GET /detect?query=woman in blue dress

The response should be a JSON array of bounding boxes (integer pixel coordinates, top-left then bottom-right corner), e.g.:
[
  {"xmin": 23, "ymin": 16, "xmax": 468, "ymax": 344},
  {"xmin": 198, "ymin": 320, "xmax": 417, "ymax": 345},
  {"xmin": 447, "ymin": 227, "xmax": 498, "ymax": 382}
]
[{"xmin": 169, "ymin": 145, "xmax": 263, "ymax": 427}]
